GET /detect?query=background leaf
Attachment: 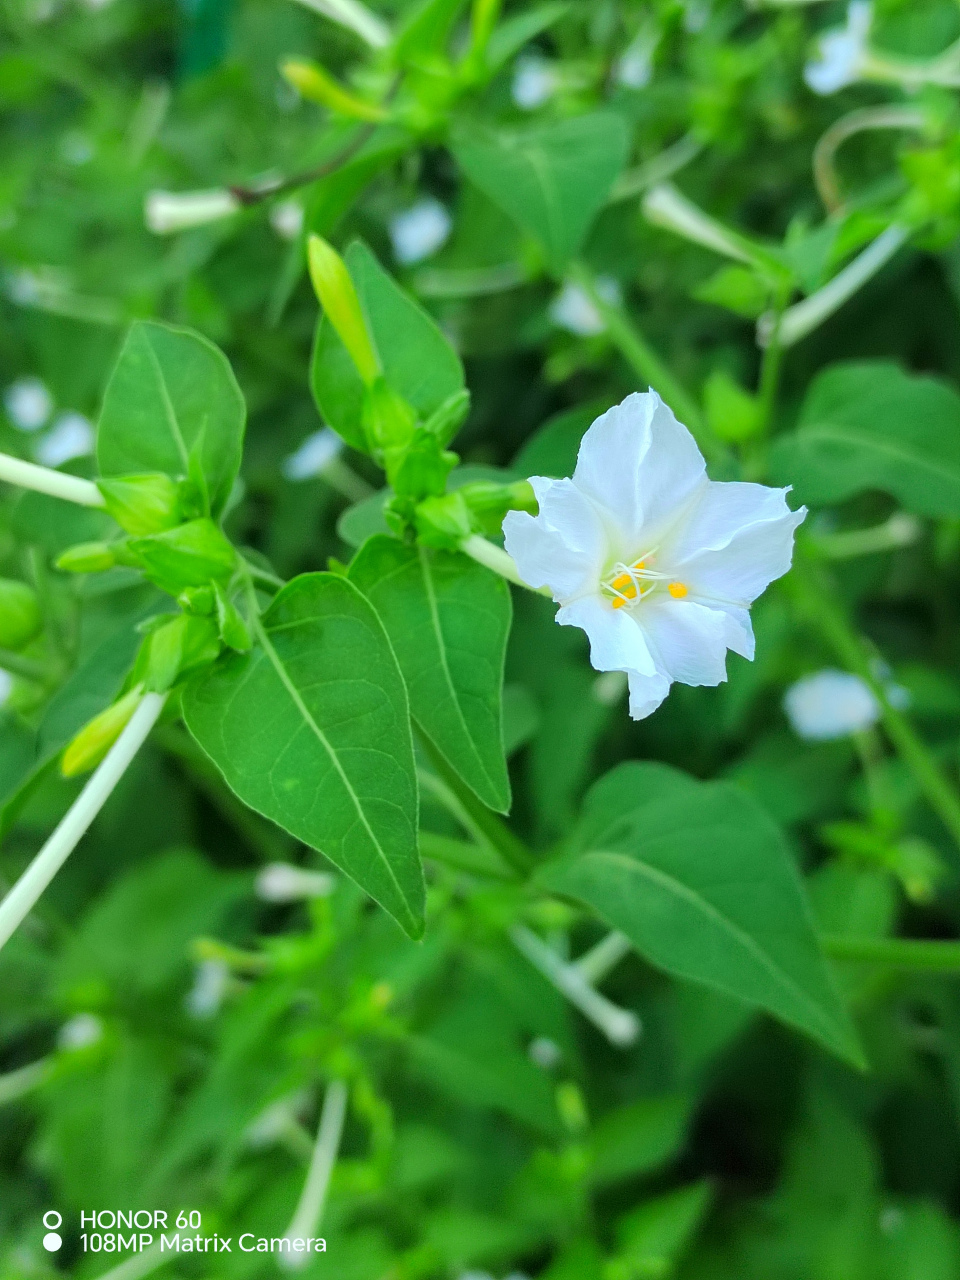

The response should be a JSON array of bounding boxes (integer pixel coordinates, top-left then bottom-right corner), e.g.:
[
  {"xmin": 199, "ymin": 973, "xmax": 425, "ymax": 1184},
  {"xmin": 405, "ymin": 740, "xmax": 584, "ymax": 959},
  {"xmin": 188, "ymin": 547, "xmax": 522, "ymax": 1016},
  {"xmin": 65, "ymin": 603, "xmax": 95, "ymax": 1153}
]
[
  {"xmin": 350, "ymin": 535, "xmax": 511, "ymax": 812},
  {"xmin": 183, "ymin": 572, "xmax": 424, "ymax": 936}
]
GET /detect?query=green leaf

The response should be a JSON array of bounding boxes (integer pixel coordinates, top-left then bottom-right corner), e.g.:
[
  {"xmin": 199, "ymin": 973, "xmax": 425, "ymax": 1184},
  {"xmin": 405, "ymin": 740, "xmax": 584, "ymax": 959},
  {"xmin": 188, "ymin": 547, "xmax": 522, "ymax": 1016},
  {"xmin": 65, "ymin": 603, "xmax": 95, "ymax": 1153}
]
[
  {"xmin": 183, "ymin": 572, "xmax": 424, "ymax": 936},
  {"xmin": 611, "ymin": 1181, "xmax": 713, "ymax": 1277},
  {"xmin": 453, "ymin": 114, "xmax": 629, "ymax": 272},
  {"xmin": 310, "ymin": 240, "xmax": 464, "ymax": 452},
  {"xmin": 513, "ymin": 401, "xmax": 604, "ymax": 479},
  {"xmin": 394, "ymin": 0, "xmax": 466, "ymax": 61},
  {"xmin": 97, "ymin": 320, "xmax": 246, "ymax": 518},
  {"xmin": 537, "ymin": 762, "xmax": 864, "ymax": 1066},
  {"xmin": 770, "ymin": 361, "xmax": 960, "ymax": 517},
  {"xmin": 588, "ymin": 1095, "xmax": 692, "ymax": 1187},
  {"xmin": 349, "ymin": 535, "xmax": 511, "ymax": 812},
  {"xmin": 486, "ymin": 3, "xmax": 570, "ymax": 72}
]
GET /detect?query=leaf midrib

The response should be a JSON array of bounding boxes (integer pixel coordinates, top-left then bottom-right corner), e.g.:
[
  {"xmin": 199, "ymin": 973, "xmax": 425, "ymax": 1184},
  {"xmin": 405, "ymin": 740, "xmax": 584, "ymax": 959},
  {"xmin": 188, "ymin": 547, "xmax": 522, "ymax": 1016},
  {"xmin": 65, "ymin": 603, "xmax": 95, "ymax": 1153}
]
[
  {"xmin": 797, "ymin": 421, "xmax": 960, "ymax": 488},
  {"xmin": 142, "ymin": 330, "xmax": 190, "ymax": 472}
]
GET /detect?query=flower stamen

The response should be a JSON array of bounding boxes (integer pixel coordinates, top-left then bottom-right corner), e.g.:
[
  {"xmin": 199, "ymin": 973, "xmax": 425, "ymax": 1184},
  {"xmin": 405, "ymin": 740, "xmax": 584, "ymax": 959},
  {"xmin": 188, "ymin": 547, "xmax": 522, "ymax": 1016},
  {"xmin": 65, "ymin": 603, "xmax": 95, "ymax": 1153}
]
[
  {"xmin": 668, "ymin": 581, "xmax": 688, "ymax": 599},
  {"xmin": 604, "ymin": 555, "xmax": 669, "ymax": 609}
]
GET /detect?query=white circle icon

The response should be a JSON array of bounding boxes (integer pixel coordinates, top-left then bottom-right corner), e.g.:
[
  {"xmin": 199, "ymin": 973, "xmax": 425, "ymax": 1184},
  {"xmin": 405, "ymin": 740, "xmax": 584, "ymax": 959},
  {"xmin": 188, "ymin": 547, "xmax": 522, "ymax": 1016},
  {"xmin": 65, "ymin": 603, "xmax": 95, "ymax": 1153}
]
[
  {"xmin": 42, "ymin": 1233, "xmax": 62, "ymax": 1252},
  {"xmin": 43, "ymin": 1211, "xmax": 62, "ymax": 1230}
]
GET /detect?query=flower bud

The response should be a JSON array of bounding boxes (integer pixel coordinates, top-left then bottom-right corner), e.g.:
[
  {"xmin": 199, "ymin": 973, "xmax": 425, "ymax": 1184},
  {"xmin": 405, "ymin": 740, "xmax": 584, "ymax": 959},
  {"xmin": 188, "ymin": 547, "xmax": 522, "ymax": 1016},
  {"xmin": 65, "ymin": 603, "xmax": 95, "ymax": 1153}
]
[
  {"xmin": 97, "ymin": 473, "xmax": 182, "ymax": 536},
  {"xmin": 144, "ymin": 188, "xmax": 240, "ymax": 235},
  {"xmin": 361, "ymin": 376, "xmax": 417, "ymax": 454},
  {"xmin": 55, "ymin": 542, "xmax": 118, "ymax": 574},
  {"xmin": 388, "ymin": 430, "xmax": 457, "ymax": 501},
  {"xmin": 128, "ymin": 518, "xmax": 236, "ymax": 594},
  {"xmin": 0, "ymin": 578, "xmax": 41, "ymax": 651},
  {"xmin": 133, "ymin": 614, "xmax": 221, "ymax": 693},
  {"xmin": 214, "ymin": 583, "xmax": 252, "ymax": 652},
  {"xmin": 414, "ymin": 491, "xmax": 473, "ymax": 548},
  {"xmin": 307, "ymin": 236, "xmax": 381, "ymax": 386},
  {"xmin": 280, "ymin": 59, "xmax": 388, "ymax": 122},
  {"xmin": 420, "ymin": 387, "xmax": 471, "ymax": 447},
  {"xmin": 62, "ymin": 685, "xmax": 143, "ymax": 777}
]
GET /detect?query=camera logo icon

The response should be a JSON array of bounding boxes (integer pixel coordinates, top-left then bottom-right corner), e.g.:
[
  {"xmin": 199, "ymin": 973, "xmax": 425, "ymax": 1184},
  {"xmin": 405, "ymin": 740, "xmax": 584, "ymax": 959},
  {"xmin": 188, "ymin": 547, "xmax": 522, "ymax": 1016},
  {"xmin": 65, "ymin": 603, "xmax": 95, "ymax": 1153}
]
[{"xmin": 42, "ymin": 1211, "xmax": 62, "ymax": 1252}]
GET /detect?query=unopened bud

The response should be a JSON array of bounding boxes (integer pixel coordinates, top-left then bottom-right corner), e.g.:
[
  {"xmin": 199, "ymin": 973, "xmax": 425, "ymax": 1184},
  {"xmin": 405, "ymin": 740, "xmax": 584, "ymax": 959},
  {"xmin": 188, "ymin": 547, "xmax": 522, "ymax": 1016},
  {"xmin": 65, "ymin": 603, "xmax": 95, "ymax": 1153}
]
[
  {"xmin": 255, "ymin": 863, "xmax": 336, "ymax": 902},
  {"xmin": 62, "ymin": 685, "xmax": 143, "ymax": 776},
  {"xmin": 307, "ymin": 236, "xmax": 381, "ymax": 386},
  {"xmin": 128, "ymin": 518, "xmax": 236, "ymax": 594},
  {"xmin": 56, "ymin": 541, "xmax": 118, "ymax": 574},
  {"xmin": 214, "ymin": 583, "xmax": 252, "ymax": 652},
  {"xmin": 98, "ymin": 473, "xmax": 181, "ymax": 536},
  {"xmin": 281, "ymin": 59, "xmax": 388, "ymax": 122},
  {"xmin": 0, "ymin": 578, "xmax": 41, "ymax": 650},
  {"xmin": 414, "ymin": 491, "xmax": 473, "ymax": 548},
  {"xmin": 133, "ymin": 614, "xmax": 220, "ymax": 693},
  {"xmin": 361, "ymin": 377, "xmax": 417, "ymax": 454},
  {"xmin": 420, "ymin": 388, "xmax": 471, "ymax": 447},
  {"xmin": 145, "ymin": 188, "xmax": 240, "ymax": 235}
]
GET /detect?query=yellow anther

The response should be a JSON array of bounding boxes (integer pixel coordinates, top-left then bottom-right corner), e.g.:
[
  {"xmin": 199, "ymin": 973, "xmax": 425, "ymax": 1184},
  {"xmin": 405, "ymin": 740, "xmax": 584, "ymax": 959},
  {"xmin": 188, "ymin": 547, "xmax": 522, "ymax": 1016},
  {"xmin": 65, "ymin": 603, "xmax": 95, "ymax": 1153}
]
[
  {"xmin": 611, "ymin": 572, "xmax": 632, "ymax": 591},
  {"xmin": 668, "ymin": 581, "xmax": 688, "ymax": 599},
  {"xmin": 611, "ymin": 596, "xmax": 626, "ymax": 609}
]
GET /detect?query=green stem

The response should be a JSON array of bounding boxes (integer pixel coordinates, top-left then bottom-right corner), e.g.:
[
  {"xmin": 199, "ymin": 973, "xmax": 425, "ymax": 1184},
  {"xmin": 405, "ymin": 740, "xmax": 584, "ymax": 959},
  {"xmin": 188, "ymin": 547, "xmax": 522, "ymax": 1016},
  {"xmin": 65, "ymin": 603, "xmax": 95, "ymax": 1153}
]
[
  {"xmin": 791, "ymin": 556, "xmax": 960, "ymax": 851},
  {"xmin": 823, "ymin": 934, "xmax": 960, "ymax": 971},
  {"xmin": 417, "ymin": 732, "xmax": 533, "ymax": 875},
  {"xmin": 570, "ymin": 265, "xmax": 723, "ymax": 463}
]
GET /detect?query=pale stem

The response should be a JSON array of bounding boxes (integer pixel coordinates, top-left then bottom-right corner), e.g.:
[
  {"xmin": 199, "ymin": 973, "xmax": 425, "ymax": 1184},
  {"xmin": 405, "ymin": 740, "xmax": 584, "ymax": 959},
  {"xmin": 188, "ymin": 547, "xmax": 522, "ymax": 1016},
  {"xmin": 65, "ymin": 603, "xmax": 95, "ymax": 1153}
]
[
  {"xmin": 815, "ymin": 513, "xmax": 921, "ymax": 560},
  {"xmin": 0, "ymin": 692, "xmax": 167, "ymax": 954},
  {"xmin": 288, "ymin": 0, "xmax": 390, "ymax": 48},
  {"xmin": 642, "ymin": 183, "xmax": 758, "ymax": 266},
  {"xmin": 510, "ymin": 925, "xmax": 641, "ymax": 1048},
  {"xmin": 0, "ymin": 1057, "xmax": 51, "ymax": 1105},
  {"xmin": 460, "ymin": 535, "xmax": 551, "ymax": 594},
  {"xmin": 321, "ymin": 457, "xmax": 375, "ymax": 503},
  {"xmin": 813, "ymin": 106, "xmax": 925, "ymax": 213},
  {"xmin": 92, "ymin": 1241, "xmax": 170, "ymax": 1280},
  {"xmin": 279, "ymin": 1079, "xmax": 349, "ymax": 1269},
  {"xmin": 575, "ymin": 930, "xmax": 634, "ymax": 984},
  {"xmin": 766, "ymin": 225, "xmax": 909, "ymax": 349},
  {"xmin": 0, "ymin": 451, "xmax": 106, "ymax": 508},
  {"xmin": 610, "ymin": 133, "xmax": 702, "ymax": 203}
]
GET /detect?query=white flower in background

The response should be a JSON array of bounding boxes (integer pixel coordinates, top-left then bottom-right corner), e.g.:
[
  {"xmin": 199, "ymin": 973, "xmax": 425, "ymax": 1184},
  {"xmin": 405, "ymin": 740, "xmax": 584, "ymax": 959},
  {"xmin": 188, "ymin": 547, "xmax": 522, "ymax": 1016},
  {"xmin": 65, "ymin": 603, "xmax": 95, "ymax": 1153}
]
[
  {"xmin": 144, "ymin": 188, "xmax": 240, "ymax": 235},
  {"xmin": 255, "ymin": 862, "xmax": 336, "ymax": 902},
  {"xmin": 59, "ymin": 131, "xmax": 94, "ymax": 165},
  {"xmin": 805, "ymin": 1, "xmax": 872, "ymax": 96},
  {"xmin": 0, "ymin": 670, "xmax": 12, "ymax": 707},
  {"xmin": 784, "ymin": 669, "xmax": 881, "ymax": 740},
  {"xmin": 503, "ymin": 392, "xmax": 805, "ymax": 720},
  {"xmin": 245, "ymin": 1089, "xmax": 311, "ymax": 1148},
  {"xmin": 615, "ymin": 32, "xmax": 658, "ymax": 89},
  {"xmin": 282, "ymin": 427, "xmax": 343, "ymax": 481},
  {"xmin": 57, "ymin": 1013, "xmax": 103, "ymax": 1051},
  {"xmin": 5, "ymin": 377, "xmax": 53, "ymax": 431},
  {"xmin": 511, "ymin": 54, "xmax": 557, "ymax": 110},
  {"xmin": 528, "ymin": 1036, "xmax": 562, "ymax": 1069},
  {"xmin": 269, "ymin": 199, "xmax": 304, "ymax": 241},
  {"xmin": 550, "ymin": 277, "xmax": 621, "ymax": 337},
  {"xmin": 683, "ymin": 0, "xmax": 710, "ymax": 34},
  {"xmin": 185, "ymin": 958, "xmax": 230, "ymax": 1018},
  {"xmin": 388, "ymin": 199, "xmax": 452, "ymax": 266},
  {"xmin": 36, "ymin": 412, "xmax": 93, "ymax": 467}
]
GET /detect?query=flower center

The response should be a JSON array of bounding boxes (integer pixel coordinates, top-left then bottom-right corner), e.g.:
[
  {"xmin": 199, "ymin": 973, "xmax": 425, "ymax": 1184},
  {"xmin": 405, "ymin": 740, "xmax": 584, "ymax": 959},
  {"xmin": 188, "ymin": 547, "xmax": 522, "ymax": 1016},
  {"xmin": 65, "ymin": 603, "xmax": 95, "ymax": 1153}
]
[{"xmin": 602, "ymin": 554, "xmax": 688, "ymax": 610}]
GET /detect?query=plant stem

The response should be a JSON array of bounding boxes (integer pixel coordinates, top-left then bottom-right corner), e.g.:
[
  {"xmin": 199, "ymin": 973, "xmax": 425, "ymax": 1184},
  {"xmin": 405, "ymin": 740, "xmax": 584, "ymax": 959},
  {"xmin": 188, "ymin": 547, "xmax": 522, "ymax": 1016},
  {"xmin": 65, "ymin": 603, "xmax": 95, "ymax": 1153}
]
[
  {"xmin": 0, "ymin": 1057, "xmax": 51, "ymax": 1105},
  {"xmin": 823, "ymin": 934, "xmax": 960, "ymax": 971},
  {"xmin": 791, "ymin": 557, "xmax": 960, "ymax": 851},
  {"xmin": 0, "ymin": 692, "xmax": 166, "ymax": 954},
  {"xmin": 0, "ymin": 451, "xmax": 105, "ymax": 508},
  {"xmin": 460, "ymin": 535, "xmax": 550, "ymax": 594},
  {"xmin": 575, "ymin": 930, "xmax": 633, "ymax": 984},
  {"xmin": 279, "ymin": 1079, "xmax": 349, "ymax": 1270}
]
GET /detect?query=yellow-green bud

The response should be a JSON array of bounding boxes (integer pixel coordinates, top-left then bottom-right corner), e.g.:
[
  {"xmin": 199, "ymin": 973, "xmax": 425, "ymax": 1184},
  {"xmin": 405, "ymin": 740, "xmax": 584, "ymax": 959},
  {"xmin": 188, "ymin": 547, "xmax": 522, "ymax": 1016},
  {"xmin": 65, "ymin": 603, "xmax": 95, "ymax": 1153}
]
[
  {"xmin": 62, "ymin": 685, "xmax": 143, "ymax": 777},
  {"xmin": 133, "ymin": 614, "xmax": 221, "ymax": 692},
  {"xmin": 0, "ymin": 578, "xmax": 41, "ymax": 651},
  {"xmin": 97, "ymin": 473, "xmax": 182, "ymax": 536},
  {"xmin": 55, "ymin": 542, "xmax": 118, "ymax": 574},
  {"xmin": 307, "ymin": 236, "xmax": 381, "ymax": 387},
  {"xmin": 361, "ymin": 377, "xmax": 417, "ymax": 454},
  {"xmin": 281, "ymin": 59, "xmax": 388, "ymax": 122},
  {"xmin": 128, "ymin": 519, "xmax": 236, "ymax": 594}
]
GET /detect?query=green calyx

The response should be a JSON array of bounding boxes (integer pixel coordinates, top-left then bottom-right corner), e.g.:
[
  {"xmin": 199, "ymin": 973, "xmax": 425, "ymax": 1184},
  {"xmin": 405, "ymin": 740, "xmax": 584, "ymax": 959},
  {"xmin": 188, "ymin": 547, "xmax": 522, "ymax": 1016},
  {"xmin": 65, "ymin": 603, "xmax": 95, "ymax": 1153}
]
[
  {"xmin": 133, "ymin": 613, "xmax": 222, "ymax": 693},
  {"xmin": 127, "ymin": 519, "xmax": 237, "ymax": 595},
  {"xmin": 0, "ymin": 578, "xmax": 42, "ymax": 651},
  {"xmin": 97, "ymin": 473, "xmax": 182, "ymax": 536}
]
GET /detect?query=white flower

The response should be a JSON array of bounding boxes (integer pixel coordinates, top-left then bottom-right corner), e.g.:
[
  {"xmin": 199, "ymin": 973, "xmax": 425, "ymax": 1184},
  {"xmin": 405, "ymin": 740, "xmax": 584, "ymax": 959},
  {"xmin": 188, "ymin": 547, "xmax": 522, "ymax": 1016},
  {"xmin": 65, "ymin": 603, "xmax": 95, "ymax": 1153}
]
[
  {"xmin": 503, "ymin": 392, "xmax": 805, "ymax": 721},
  {"xmin": 511, "ymin": 55, "xmax": 557, "ymax": 110},
  {"xmin": 186, "ymin": 958, "xmax": 230, "ymax": 1018},
  {"xmin": 57, "ymin": 1013, "xmax": 103, "ymax": 1051},
  {"xmin": 388, "ymin": 199, "xmax": 452, "ymax": 266},
  {"xmin": 528, "ymin": 1036, "xmax": 562, "ymax": 1069},
  {"xmin": 805, "ymin": 2, "xmax": 872, "ymax": 96},
  {"xmin": 282, "ymin": 428, "xmax": 343, "ymax": 481},
  {"xmin": 144, "ymin": 188, "xmax": 240, "ymax": 235},
  {"xmin": 5, "ymin": 377, "xmax": 53, "ymax": 431},
  {"xmin": 269, "ymin": 199, "xmax": 304, "ymax": 241},
  {"xmin": 255, "ymin": 862, "xmax": 336, "ymax": 902},
  {"xmin": 36, "ymin": 412, "xmax": 93, "ymax": 467},
  {"xmin": 0, "ymin": 670, "xmax": 12, "ymax": 707},
  {"xmin": 615, "ymin": 32, "xmax": 658, "ymax": 89},
  {"xmin": 550, "ymin": 277, "xmax": 621, "ymax": 337},
  {"xmin": 784, "ymin": 669, "xmax": 880, "ymax": 740}
]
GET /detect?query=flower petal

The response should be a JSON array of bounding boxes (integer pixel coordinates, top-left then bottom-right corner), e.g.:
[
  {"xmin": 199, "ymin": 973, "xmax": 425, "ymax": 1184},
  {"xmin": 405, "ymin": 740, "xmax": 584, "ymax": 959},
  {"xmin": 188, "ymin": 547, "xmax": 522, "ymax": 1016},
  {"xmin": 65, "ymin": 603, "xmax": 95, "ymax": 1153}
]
[
  {"xmin": 556, "ymin": 595, "xmax": 658, "ymax": 678},
  {"xmin": 639, "ymin": 597, "xmax": 731, "ymax": 686},
  {"xmin": 627, "ymin": 669, "xmax": 672, "ymax": 720},
  {"xmin": 572, "ymin": 391, "xmax": 705, "ymax": 549},
  {"xmin": 503, "ymin": 476, "xmax": 607, "ymax": 601}
]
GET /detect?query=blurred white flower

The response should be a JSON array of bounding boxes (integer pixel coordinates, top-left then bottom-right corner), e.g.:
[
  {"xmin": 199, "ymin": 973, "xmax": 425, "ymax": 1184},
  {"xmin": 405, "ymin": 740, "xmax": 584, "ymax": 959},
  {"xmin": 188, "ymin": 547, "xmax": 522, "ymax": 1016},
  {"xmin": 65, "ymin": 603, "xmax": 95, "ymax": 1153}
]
[
  {"xmin": 550, "ymin": 277, "xmax": 621, "ymax": 337},
  {"xmin": 36, "ymin": 412, "xmax": 94, "ymax": 467},
  {"xmin": 282, "ymin": 428, "xmax": 344, "ymax": 481},
  {"xmin": 388, "ymin": 199, "xmax": 452, "ymax": 266},
  {"xmin": 59, "ymin": 132, "xmax": 94, "ymax": 165},
  {"xmin": 511, "ymin": 55, "xmax": 557, "ymax": 110},
  {"xmin": 503, "ymin": 392, "xmax": 805, "ymax": 720},
  {"xmin": 784, "ymin": 669, "xmax": 880, "ymax": 740},
  {"xmin": 57, "ymin": 1013, "xmax": 103, "ymax": 1051},
  {"xmin": 186, "ymin": 958, "xmax": 230, "ymax": 1018},
  {"xmin": 616, "ymin": 32, "xmax": 658, "ymax": 88},
  {"xmin": 145, "ymin": 188, "xmax": 240, "ymax": 235},
  {"xmin": 528, "ymin": 1036, "xmax": 562, "ymax": 1069},
  {"xmin": 269, "ymin": 199, "xmax": 304, "ymax": 241},
  {"xmin": 805, "ymin": 2, "xmax": 872, "ymax": 95},
  {"xmin": 683, "ymin": 0, "xmax": 710, "ymax": 33},
  {"xmin": 246, "ymin": 1089, "xmax": 312, "ymax": 1148},
  {"xmin": 0, "ymin": 671, "xmax": 12, "ymax": 707},
  {"xmin": 5, "ymin": 377, "xmax": 53, "ymax": 431},
  {"xmin": 255, "ymin": 862, "xmax": 336, "ymax": 903}
]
